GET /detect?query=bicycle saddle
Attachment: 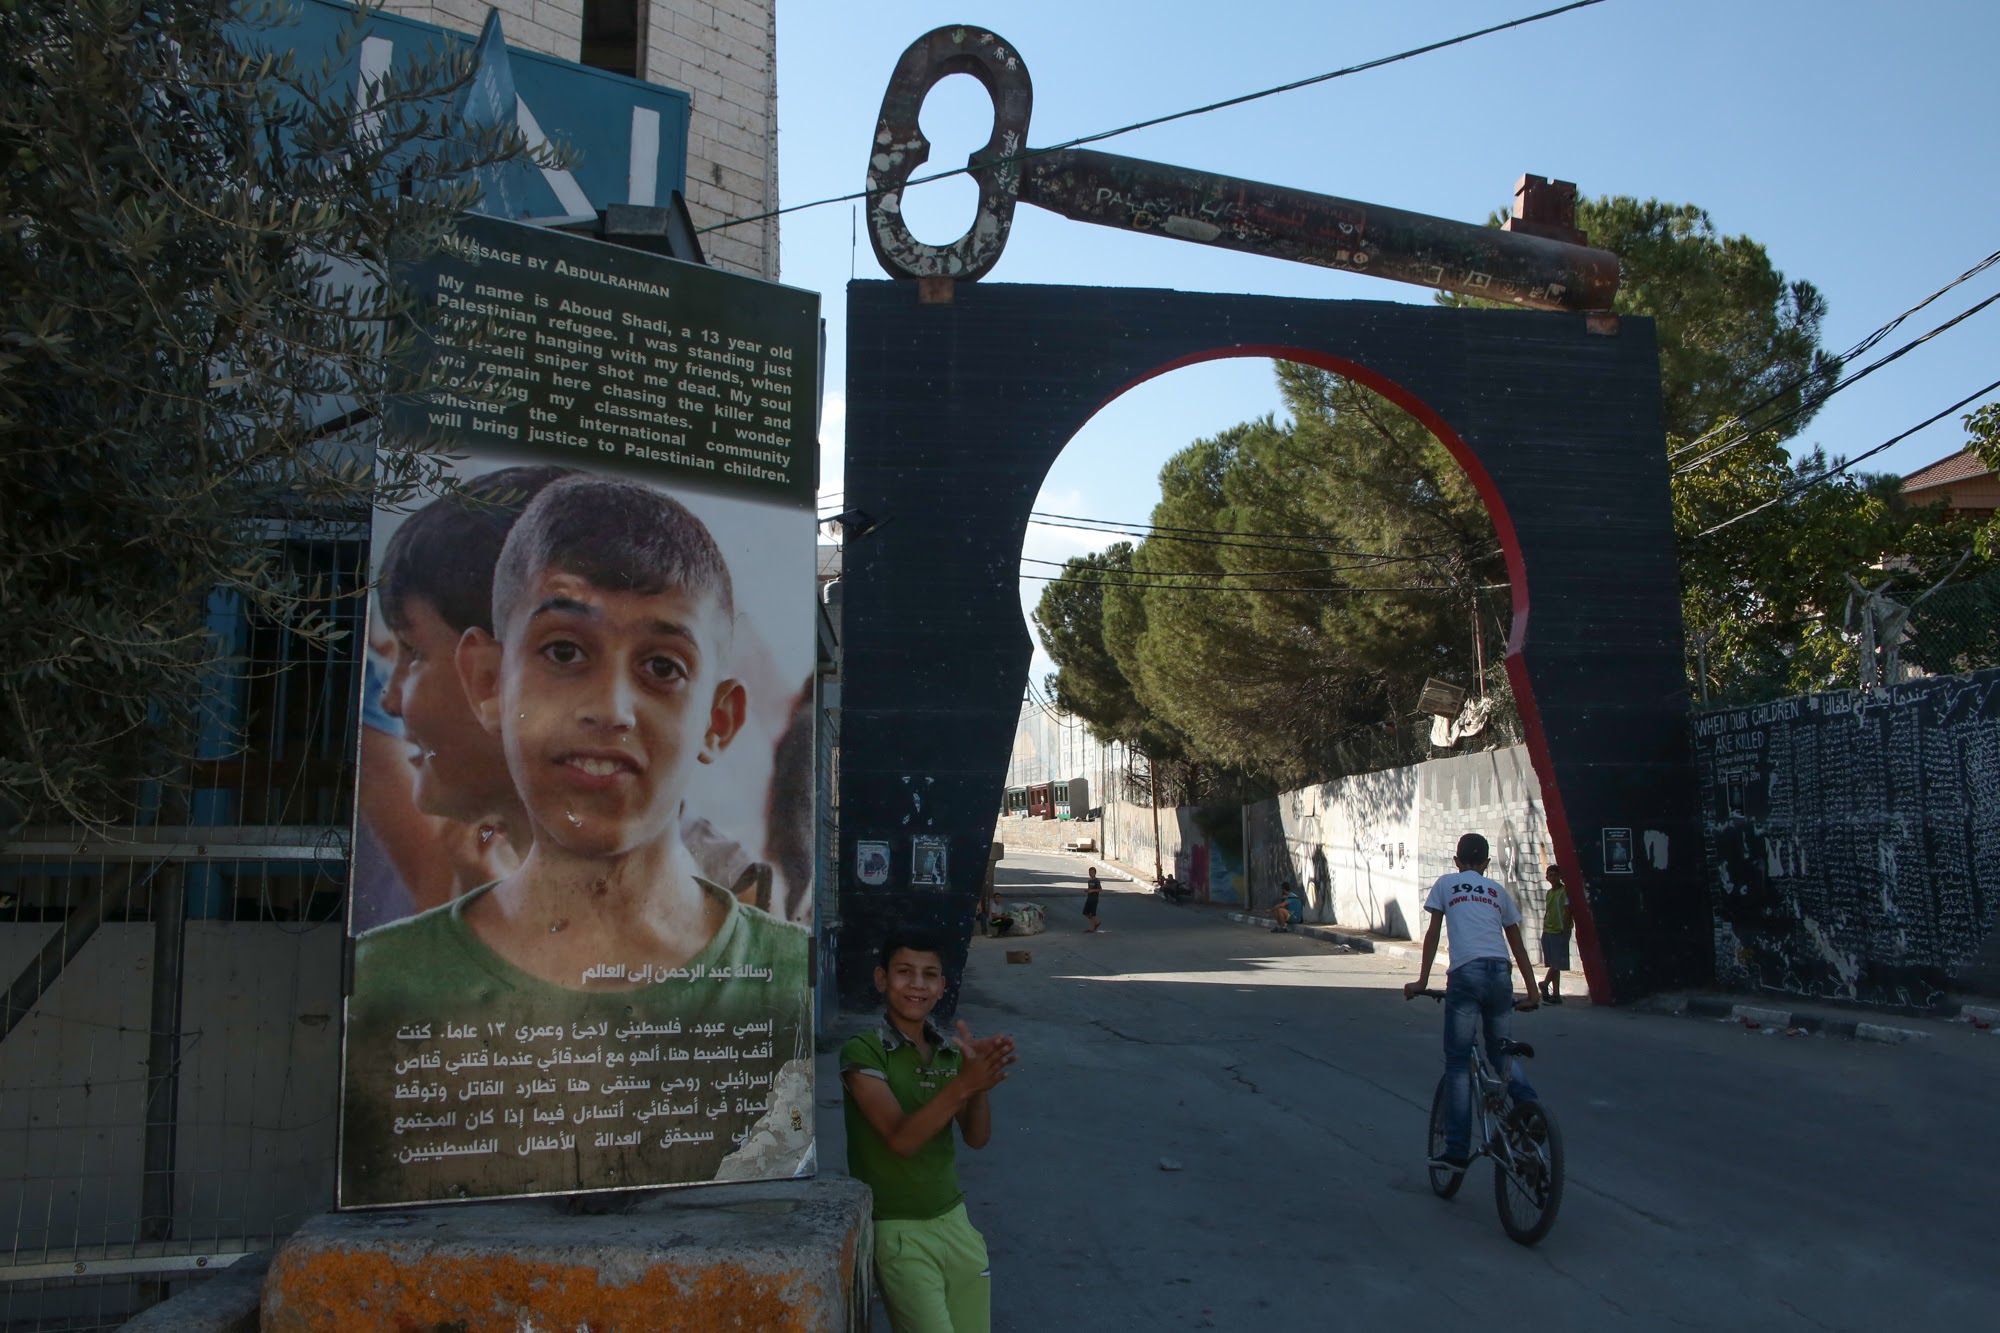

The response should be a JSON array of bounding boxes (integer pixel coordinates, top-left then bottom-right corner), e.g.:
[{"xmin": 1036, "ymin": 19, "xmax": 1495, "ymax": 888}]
[{"xmin": 1500, "ymin": 1039, "xmax": 1535, "ymax": 1059}]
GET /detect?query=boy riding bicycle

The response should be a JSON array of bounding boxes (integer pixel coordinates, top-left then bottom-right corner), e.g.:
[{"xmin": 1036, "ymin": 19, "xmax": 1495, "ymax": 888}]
[{"xmin": 1403, "ymin": 832, "xmax": 1539, "ymax": 1173}]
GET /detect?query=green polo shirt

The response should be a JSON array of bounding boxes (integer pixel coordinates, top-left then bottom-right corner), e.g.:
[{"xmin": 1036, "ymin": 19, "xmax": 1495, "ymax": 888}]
[
  {"xmin": 840, "ymin": 1021, "xmax": 965, "ymax": 1221},
  {"xmin": 341, "ymin": 879, "xmax": 811, "ymax": 1206}
]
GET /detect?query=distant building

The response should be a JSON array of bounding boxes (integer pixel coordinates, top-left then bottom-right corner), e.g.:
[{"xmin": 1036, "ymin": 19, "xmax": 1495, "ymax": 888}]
[{"xmin": 1901, "ymin": 447, "xmax": 1998, "ymax": 520}]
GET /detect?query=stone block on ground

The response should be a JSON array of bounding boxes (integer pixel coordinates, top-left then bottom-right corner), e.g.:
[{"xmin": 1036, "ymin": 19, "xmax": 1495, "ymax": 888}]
[
  {"xmin": 123, "ymin": 1252, "xmax": 270, "ymax": 1332},
  {"xmin": 262, "ymin": 1176, "xmax": 871, "ymax": 1332}
]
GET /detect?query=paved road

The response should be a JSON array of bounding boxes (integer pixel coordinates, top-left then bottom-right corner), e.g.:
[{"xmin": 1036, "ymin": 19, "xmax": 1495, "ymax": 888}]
[{"xmin": 818, "ymin": 851, "xmax": 2000, "ymax": 1331}]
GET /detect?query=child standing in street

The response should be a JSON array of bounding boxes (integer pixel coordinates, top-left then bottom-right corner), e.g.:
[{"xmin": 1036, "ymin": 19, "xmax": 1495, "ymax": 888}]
[
  {"xmin": 1539, "ymin": 864, "xmax": 1574, "ymax": 1004},
  {"xmin": 1083, "ymin": 865, "xmax": 1103, "ymax": 932},
  {"xmin": 843, "ymin": 933, "xmax": 1017, "ymax": 1333}
]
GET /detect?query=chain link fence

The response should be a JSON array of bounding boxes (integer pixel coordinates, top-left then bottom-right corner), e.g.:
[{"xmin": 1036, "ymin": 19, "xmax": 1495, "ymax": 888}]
[
  {"xmin": 1903, "ymin": 564, "xmax": 2000, "ymax": 679},
  {"xmin": 1, "ymin": 540, "xmax": 362, "ymax": 1330}
]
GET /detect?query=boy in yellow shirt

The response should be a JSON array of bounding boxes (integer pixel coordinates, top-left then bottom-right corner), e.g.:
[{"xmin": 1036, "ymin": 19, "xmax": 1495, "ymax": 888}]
[{"xmin": 1539, "ymin": 864, "xmax": 1574, "ymax": 1004}]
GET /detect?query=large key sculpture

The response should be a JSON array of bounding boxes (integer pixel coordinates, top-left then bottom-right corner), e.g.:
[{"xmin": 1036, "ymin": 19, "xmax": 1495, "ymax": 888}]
[{"xmin": 866, "ymin": 25, "xmax": 1618, "ymax": 312}]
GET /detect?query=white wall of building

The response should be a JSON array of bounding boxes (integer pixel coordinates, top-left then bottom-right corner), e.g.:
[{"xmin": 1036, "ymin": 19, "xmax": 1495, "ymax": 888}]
[
  {"xmin": 1245, "ymin": 744, "xmax": 1555, "ymax": 939},
  {"xmin": 382, "ymin": 1, "xmax": 582, "ymax": 61},
  {"xmin": 645, "ymin": 0, "xmax": 778, "ymax": 281}
]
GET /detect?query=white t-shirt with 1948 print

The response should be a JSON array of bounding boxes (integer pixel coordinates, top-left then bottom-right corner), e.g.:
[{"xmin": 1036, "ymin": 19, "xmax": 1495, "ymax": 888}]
[{"xmin": 1422, "ymin": 871, "xmax": 1522, "ymax": 972}]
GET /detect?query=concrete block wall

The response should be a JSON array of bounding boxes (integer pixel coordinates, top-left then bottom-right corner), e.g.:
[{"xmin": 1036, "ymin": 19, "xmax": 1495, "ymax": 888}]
[
  {"xmin": 1418, "ymin": 745, "xmax": 1556, "ymax": 928},
  {"xmin": 383, "ymin": 1, "xmax": 582, "ymax": 62},
  {"xmin": 994, "ymin": 814, "xmax": 1102, "ymax": 855},
  {"xmin": 384, "ymin": 0, "xmax": 779, "ymax": 281},
  {"xmin": 1245, "ymin": 744, "xmax": 1554, "ymax": 941},
  {"xmin": 1098, "ymin": 798, "xmax": 1185, "ymax": 884},
  {"xmin": 644, "ymin": 0, "xmax": 779, "ymax": 280},
  {"xmin": 1247, "ymin": 767, "xmax": 1422, "ymax": 936}
]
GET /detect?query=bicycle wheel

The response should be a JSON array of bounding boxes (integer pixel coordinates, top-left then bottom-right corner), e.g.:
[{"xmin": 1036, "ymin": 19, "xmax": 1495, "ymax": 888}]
[
  {"xmin": 1427, "ymin": 1077, "xmax": 1464, "ymax": 1199},
  {"xmin": 1493, "ymin": 1100, "xmax": 1564, "ymax": 1245}
]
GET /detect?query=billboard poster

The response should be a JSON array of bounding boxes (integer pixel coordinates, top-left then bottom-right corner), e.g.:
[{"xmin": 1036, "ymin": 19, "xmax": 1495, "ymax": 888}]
[{"xmin": 339, "ymin": 214, "xmax": 819, "ymax": 1207}]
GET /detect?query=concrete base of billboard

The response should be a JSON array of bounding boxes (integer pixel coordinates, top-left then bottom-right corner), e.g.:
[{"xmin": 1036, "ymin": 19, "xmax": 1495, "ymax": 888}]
[{"xmin": 260, "ymin": 1177, "xmax": 872, "ymax": 1332}]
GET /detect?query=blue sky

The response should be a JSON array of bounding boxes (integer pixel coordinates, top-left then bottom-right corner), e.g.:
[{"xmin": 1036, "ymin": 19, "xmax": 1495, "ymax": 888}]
[{"xmin": 771, "ymin": 0, "xmax": 2000, "ymax": 683}]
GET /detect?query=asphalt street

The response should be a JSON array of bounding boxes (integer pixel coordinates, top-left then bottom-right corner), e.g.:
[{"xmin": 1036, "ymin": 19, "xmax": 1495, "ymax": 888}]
[{"xmin": 817, "ymin": 850, "xmax": 2000, "ymax": 1331}]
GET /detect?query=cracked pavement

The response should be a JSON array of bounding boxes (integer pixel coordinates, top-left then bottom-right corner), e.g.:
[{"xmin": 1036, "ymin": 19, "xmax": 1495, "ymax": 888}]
[{"xmin": 817, "ymin": 852, "xmax": 2000, "ymax": 1331}]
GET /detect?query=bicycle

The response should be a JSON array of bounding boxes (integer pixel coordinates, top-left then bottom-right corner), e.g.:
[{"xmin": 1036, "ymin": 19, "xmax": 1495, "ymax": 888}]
[{"xmin": 1416, "ymin": 989, "xmax": 1564, "ymax": 1245}]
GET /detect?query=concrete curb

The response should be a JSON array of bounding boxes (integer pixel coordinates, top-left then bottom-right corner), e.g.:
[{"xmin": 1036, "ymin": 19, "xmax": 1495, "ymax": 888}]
[
  {"xmin": 1221, "ymin": 911, "xmax": 1391, "ymax": 954},
  {"xmin": 1013, "ymin": 848, "xmax": 1141, "ymax": 884},
  {"xmin": 1954, "ymin": 1003, "xmax": 2000, "ymax": 1030},
  {"xmin": 1648, "ymin": 994, "xmax": 1938, "ymax": 1045},
  {"xmin": 122, "ymin": 1252, "xmax": 269, "ymax": 1332}
]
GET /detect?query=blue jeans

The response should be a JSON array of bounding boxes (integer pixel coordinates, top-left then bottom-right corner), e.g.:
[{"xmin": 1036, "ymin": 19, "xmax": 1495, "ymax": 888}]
[{"xmin": 1441, "ymin": 958, "xmax": 1536, "ymax": 1158}]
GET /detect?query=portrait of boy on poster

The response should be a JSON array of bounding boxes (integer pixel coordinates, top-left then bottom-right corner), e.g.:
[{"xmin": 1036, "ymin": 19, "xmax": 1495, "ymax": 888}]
[{"xmin": 340, "ymin": 468, "xmax": 814, "ymax": 1207}]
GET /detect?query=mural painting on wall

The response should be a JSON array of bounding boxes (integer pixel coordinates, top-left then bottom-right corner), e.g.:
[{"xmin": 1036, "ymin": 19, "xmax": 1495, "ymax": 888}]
[
  {"xmin": 339, "ymin": 215, "xmax": 821, "ymax": 1206},
  {"xmin": 1692, "ymin": 670, "xmax": 2000, "ymax": 1006}
]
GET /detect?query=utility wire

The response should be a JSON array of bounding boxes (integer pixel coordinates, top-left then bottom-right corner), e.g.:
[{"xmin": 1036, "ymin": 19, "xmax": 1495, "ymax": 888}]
[
  {"xmin": 1021, "ymin": 555, "xmax": 1413, "ymax": 578},
  {"xmin": 1024, "ymin": 571, "xmax": 1500, "ymax": 594},
  {"xmin": 1032, "ymin": 509, "xmax": 1453, "ymax": 557},
  {"xmin": 1674, "ymin": 287, "xmax": 2000, "ymax": 476},
  {"xmin": 1695, "ymin": 376, "xmax": 2000, "ymax": 539},
  {"xmin": 1669, "ymin": 244, "xmax": 2000, "ymax": 462},
  {"xmin": 1028, "ymin": 514, "xmax": 1458, "ymax": 560},
  {"xmin": 699, "ymin": 0, "xmax": 1611, "ymax": 235}
]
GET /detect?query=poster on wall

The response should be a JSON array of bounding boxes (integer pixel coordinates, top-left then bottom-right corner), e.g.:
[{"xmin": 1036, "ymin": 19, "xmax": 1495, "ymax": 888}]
[
  {"xmin": 910, "ymin": 836, "xmax": 949, "ymax": 887},
  {"xmin": 1603, "ymin": 827, "xmax": 1634, "ymax": 875},
  {"xmin": 855, "ymin": 840, "xmax": 891, "ymax": 886},
  {"xmin": 339, "ymin": 214, "xmax": 820, "ymax": 1207}
]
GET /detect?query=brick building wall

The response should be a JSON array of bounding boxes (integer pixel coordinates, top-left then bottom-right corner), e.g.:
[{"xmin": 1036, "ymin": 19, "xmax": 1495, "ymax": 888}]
[
  {"xmin": 645, "ymin": 0, "xmax": 779, "ymax": 281},
  {"xmin": 383, "ymin": 0, "xmax": 778, "ymax": 280},
  {"xmin": 382, "ymin": 1, "xmax": 583, "ymax": 63}
]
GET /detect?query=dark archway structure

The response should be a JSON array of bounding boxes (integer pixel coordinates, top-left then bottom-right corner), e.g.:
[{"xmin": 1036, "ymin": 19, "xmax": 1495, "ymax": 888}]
[{"xmin": 835, "ymin": 279, "xmax": 1709, "ymax": 1009}]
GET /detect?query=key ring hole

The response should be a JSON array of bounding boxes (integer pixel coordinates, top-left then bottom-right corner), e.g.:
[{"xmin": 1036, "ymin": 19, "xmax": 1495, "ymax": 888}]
[{"xmin": 900, "ymin": 73, "xmax": 997, "ymax": 247}]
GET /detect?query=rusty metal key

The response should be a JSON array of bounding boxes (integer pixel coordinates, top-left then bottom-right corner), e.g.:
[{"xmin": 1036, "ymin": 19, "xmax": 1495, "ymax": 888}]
[{"xmin": 865, "ymin": 25, "xmax": 1618, "ymax": 312}]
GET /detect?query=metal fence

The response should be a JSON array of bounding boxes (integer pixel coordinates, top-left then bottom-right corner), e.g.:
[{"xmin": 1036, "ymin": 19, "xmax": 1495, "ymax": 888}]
[
  {"xmin": 0, "ymin": 540, "xmax": 364, "ymax": 1330},
  {"xmin": 1904, "ymin": 563, "xmax": 2000, "ymax": 679}
]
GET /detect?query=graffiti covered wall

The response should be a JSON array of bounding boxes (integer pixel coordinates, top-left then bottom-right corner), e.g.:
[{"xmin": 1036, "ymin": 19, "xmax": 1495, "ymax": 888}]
[
  {"xmin": 1245, "ymin": 745, "xmax": 1555, "ymax": 941},
  {"xmin": 1693, "ymin": 670, "xmax": 2000, "ymax": 1005}
]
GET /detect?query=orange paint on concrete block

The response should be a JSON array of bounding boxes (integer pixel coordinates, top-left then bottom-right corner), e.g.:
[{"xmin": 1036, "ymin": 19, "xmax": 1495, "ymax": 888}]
[
  {"xmin": 269, "ymin": 1250, "xmax": 812, "ymax": 1331},
  {"xmin": 261, "ymin": 1179, "xmax": 872, "ymax": 1332}
]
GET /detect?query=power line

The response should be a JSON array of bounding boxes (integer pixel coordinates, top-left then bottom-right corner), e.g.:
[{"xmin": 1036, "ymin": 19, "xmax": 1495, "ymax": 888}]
[
  {"xmin": 1031, "ymin": 510, "xmax": 1453, "ymax": 558},
  {"xmin": 1674, "ymin": 286, "xmax": 2000, "ymax": 476},
  {"xmin": 1028, "ymin": 514, "xmax": 1462, "ymax": 561},
  {"xmin": 1023, "ymin": 571, "xmax": 1498, "ymax": 595},
  {"xmin": 1020, "ymin": 555, "xmax": 1419, "ymax": 578},
  {"xmin": 1669, "ymin": 244, "xmax": 2000, "ymax": 462},
  {"xmin": 1695, "ymin": 376, "xmax": 2000, "ymax": 539},
  {"xmin": 699, "ymin": 0, "xmax": 1612, "ymax": 235}
]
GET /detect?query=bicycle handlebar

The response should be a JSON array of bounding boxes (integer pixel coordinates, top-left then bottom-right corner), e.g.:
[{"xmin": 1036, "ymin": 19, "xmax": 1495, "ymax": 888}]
[{"xmin": 1409, "ymin": 987, "xmax": 1540, "ymax": 1011}]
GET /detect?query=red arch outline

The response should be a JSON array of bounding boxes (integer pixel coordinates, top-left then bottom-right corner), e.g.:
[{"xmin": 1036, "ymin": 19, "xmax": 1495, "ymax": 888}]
[{"xmin": 1068, "ymin": 343, "xmax": 1607, "ymax": 1003}]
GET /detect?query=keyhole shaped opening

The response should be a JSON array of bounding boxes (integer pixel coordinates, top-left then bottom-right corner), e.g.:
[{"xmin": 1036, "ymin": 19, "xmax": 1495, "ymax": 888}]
[{"xmin": 899, "ymin": 72, "xmax": 995, "ymax": 247}]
